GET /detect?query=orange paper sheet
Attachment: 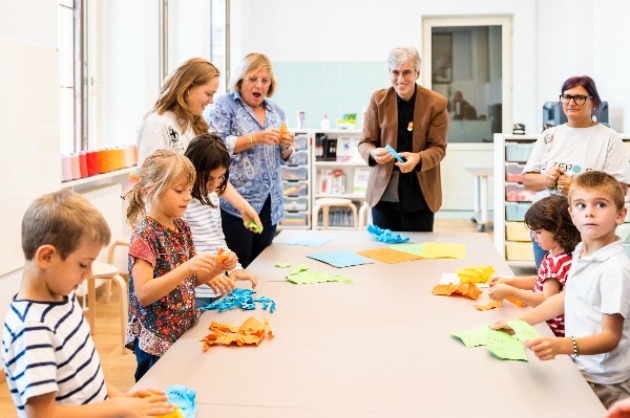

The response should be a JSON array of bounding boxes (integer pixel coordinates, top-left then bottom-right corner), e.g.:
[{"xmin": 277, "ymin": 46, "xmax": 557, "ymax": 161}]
[
  {"xmin": 201, "ymin": 316, "xmax": 273, "ymax": 351},
  {"xmin": 357, "ymin": 247, "xmax": 423, "ymax": 264}
]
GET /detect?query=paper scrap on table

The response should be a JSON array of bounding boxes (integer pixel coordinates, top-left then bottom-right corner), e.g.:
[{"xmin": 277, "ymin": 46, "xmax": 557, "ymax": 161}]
[
  {"xmin": 439, "ymin": 272, "xmax": 490, "ymax": 288},
  {"xmin": 389, "ymin": 243, "xmax": 424, "ymax": 256},
  {"xmin": 451, "ymin": 324, "xmax": 490, "ymax": 347},
  {"xmin": 507, "ymin": 319, "xmax": 541, "ymax": 343},
  {"xmin": 457, "ymin": 265, "xmax": 495, "ymax": 285},
  {"xmin": 422, "ymin": 242, "xmax": 467, "ymax": 259},
  {"xmin": 474, "ymin": 300, "xmax": 502, "ymax": 311},
  {"xmin": 164, "ymin": 385, "xmax": 196, "ymax": 418},
  {"xmin": 274, "ymin": 233, "xmax": 332, "ymax": 246},
  {"xmin": 201, "ymin": 316, "xmax": 273, "ymax": 351},
  {"xmin": 367, "ymin": 224, "xmax": 410, "ymax": 243},
  {"xmin": 307, "ymin": 251, "xmax": 373, "ymax": 268},
  {"xmin": 286, "ymin": 269, "xmax": 353, "ymax": 284},
  {"xmin": 357, "ymin": 247, "xmax": 423, "ymax": 264},
  {"xmin": 487, "ymin": 329, "xmax": 528, "ymax": 361},
  {"xmin": 432, "ymin": 282, "xmax": 482, "ymax": 300},
  {"xmin": 274, "ymin": 262, "xmax": 291, "ymax": 268},
  {"xmin": 199, "ymin": 288, "xmax": 276, "ymax": 313}
]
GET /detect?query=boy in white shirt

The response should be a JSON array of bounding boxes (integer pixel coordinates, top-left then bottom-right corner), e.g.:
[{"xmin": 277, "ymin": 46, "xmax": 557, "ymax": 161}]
[{"xmin": 493, "ymin": 171, "xmax": 630, "ymax": 408}]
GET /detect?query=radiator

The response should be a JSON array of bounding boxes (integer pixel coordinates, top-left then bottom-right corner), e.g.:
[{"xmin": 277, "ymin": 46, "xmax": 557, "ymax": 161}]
[{"xmin": 77, "ymin": 183, "xmax": 124, "ymax": 265}]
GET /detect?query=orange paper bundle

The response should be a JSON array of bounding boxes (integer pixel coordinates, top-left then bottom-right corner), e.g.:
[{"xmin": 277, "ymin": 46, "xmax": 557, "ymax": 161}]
[
  {"xmin": 201, "ymin": 316, "xmax": 273, "ymax": 352},
  {"xmin": 279, "ymin": 123, "xmax": 289, "ymax": 137},
  {"xmin": 215, "ymin": 248, "xmax": 229, "ymax": 264},
  {"xmin": 505, "ymin": 296, "xmax": 527, "ymax": 307},
  {"xmin": 432, "ymin": 282, "xmax": 482, "ymax": 300}
]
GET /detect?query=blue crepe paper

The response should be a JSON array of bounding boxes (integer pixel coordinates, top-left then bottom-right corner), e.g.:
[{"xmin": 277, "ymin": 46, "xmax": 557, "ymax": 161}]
[
  {"xmin": 306, "ymin": 251, "xmax": 373, "ymax": 268},
  {"xmin": 165, "ymin": 385, "xmax": 196, "ymax": 418},
  {"xmin": 199, "ymin": 288, "xmax": 276, "ymax": 313},
  {"xmin": 367, "ymin": 224, "xmax": 410, "ymax": 244}
]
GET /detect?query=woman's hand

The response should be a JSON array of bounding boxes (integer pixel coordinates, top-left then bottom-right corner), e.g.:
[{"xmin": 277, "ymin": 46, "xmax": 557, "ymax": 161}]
[
  {"xmin": 545, "ymin": 166, "xmax": 565, "ymax": 190},
  {"xmin": 279, "ymin": 129, "xmax": 295, "ymax": 149},
  {"xmin": 557, "ymin": 173, "xmax": 572, "ymax": 196},
  {"xmin": 397, "ymin": 152, "xmax": 420, "ymax": 174},
  {"xmin": 370, "ymin": 148, "xmax": 394, "ymax": 165},
  {"xmin": 253, "ymin": 128, "xmax": 280, "ymax": 146}
]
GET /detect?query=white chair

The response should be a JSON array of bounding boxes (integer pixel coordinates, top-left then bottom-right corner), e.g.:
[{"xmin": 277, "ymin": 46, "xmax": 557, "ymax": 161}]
[
  {"xmin": 312, "ymin": 197, "xmax": 358, "ymax": 229},
  {"xmin": 85, "ymin": 261, "xmax": 128, "ymax": 354}
]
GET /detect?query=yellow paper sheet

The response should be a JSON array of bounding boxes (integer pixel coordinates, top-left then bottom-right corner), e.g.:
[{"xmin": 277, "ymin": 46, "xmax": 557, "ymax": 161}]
[{"xmin": 422, "ymin": 242, "xmax": 467, "ymax": 259}]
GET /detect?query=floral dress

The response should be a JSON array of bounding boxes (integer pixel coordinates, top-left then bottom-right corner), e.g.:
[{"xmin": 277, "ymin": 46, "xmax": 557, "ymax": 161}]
[{"xmin": 125, "ymin": 216, "xmax": 199, "ymax": 356}]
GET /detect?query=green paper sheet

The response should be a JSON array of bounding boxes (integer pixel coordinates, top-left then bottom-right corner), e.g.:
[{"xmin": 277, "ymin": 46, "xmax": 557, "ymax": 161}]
[
  {"xmin": 389, "ymin": 243, "xmax": 424, "ymax": 256},
  {"xmin": 451, "ymin": 324, "xmax": 490, "ymax": 347},
  {"xmin": 507, "ymin": 319, "xmax": 542, "ymax": 343},
  {"xmin": 286, "ymin": 270, "xmax": 353, "ymax": 285},
  {"xmin": 274, "ymin": 262, "xmax": 291, "ymax": 268},
  {"xmin": 487, "ymin": 329, "xmax": 528, "ymax": 361}
]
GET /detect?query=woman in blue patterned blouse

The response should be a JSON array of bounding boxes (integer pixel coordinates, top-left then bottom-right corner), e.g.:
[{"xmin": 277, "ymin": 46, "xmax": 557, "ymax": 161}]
[{"xmin": 208, "ymin": 52, "xmax": 295, "ymax": 267}]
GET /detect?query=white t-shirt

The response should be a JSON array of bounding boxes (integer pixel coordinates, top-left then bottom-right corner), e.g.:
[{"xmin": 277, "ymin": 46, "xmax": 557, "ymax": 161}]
[
  {"xmin": 522, "ymin": 123, "xmax": 630, "ymax": 201},
  {"xmin": 136, "ymin": 110, "xmax": 196, "ymax": 164},
  {"xmin": 184, "ymin": 193, "xmax": 243, "ymax": 299},
  {"xmin": 565, "ymin": 240, "xmax": 630, "ymax": 384}
]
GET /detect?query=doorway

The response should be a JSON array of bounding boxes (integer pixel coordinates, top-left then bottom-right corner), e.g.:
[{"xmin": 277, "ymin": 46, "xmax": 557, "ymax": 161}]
[{"xmin": 422, "ymin": 16, "xmax": 512, "ymax": 143}]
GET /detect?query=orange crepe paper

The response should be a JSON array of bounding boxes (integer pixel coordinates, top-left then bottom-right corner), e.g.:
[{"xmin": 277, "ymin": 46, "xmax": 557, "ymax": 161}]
[
  {"xmin": 432, "ymin": 282, "xmax": 482, "ymax": 300},
  {"xmin": 216, "ymin": 248, "xmax": 229, "ymax": 264},
  {"xmin": 474, "ymin": 299, "xmax": 503, "ymax": 311},
  {"xmin": 280, "ymin": 123, "xmax": 289, "ymax": 137},
  {"xmin": 201, "ymin": 316, "xmax": 274, "ymax": 352},
  {"xmin": 506, "ymin": 296, "xmax": 527, "ymax": 307}
]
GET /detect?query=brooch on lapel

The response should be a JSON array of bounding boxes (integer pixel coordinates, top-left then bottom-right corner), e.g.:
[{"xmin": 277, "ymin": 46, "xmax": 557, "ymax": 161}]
[{"xmin": 407, "ymin": 121, "xmax": 414, "ymax": 132}]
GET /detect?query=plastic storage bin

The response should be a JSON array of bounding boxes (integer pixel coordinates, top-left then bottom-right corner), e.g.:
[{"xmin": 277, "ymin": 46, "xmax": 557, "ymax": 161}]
[
  {"xmin": 505, "ymin": 221, "xmax": 531, "ymax": 241},
  {"xmin": 505, "ymin": 143, "xmax": 535, "ymax": 162},
  {"xmin": 505, "ymin": 241, "xmax": 534, "ymax": 261},
  {"xmin": 505, "ymin": 183, "xmax": 536, "ymax": 202},
  {"xmin": 281, "ymin": 211, "xmax": 309, "ymax": 227},
  {"xmin": 505, "ymin": 162, "xmax": 525, "ymax": 182},
  {"xmin": 505, "ymin": 202, "xmax": 531, "ymax": 221},
  {"xmin": 283, "ymin": 196, "xmax": 308, "ymax": 212},
  {"xmin": 281, "ymin": 166, "xmax": 308, "ymax": 180},
  {"xmin": 282, "ymin": 180, "xmax": 308, "ymax": 197},
  {"xmin": 294, "ymin": 134, "xmax": 308, "ymax": 151},
  {"xmin": 287, "ymin": 150, "xmax": 308, "ymax": 166}
]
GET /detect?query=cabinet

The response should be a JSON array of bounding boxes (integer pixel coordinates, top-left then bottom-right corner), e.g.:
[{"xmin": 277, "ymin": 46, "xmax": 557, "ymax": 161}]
[
  {"xmin": 311, "ymin": 130, "xmax": 368, "ymax": 229},
  {"xmin": 493, "ymin": 133, "xmax": 630, "ymax": 266},
  {"xmin": 280, "ymin": 131, "xmax": 311, "ymax": 228}
]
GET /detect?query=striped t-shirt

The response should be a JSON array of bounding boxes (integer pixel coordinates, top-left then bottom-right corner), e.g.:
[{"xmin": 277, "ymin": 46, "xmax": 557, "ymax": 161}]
[
  {"xmin": 2, "ymin": 293, "xmax": 107, "ymax": 417},
  {"xmin": 534, "ymin": 251, "xmax": 573, "ymax": 337}
]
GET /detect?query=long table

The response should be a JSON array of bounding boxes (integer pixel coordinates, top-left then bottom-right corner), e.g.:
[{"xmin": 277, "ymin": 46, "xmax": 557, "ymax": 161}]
[{"xmin": 134, "ymin": 230, "xmax": 606, "ymax": 417}]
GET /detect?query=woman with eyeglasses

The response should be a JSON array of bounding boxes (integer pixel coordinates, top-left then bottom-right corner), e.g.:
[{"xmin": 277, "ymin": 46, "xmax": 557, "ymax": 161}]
[
  {"xmin": 207, "ymin": 53, "xmax": 295, "ymax": 267},
  {"xmin": 522, "ymin": 75, "xmax": 630, "ymax": 268}
]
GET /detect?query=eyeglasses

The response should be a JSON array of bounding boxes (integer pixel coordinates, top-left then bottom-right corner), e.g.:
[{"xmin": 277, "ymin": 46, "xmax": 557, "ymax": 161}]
[{"xmin": 559, "ymin": 94, "xmax": 592, "ymax": 105}]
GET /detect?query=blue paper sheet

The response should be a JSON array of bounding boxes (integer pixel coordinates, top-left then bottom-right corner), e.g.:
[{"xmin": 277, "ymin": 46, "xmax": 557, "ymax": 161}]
[
  {"xmin": 367, "ymin": 224, "xmax": 410, "ymax": 244},
  {"xmin": 307, "ymin": 251, "xmax": 374, "ymax": 268},
  {"xmin": 199, "ymin": 288, "xmax": 276, "ymax": 313},
  {"xmin": 274, "ymin": 233, "xmax": 333, "ymax": 246},
  {"xmin": 165, "ymin": 385, "xmax": 196, "ymax": 418}
]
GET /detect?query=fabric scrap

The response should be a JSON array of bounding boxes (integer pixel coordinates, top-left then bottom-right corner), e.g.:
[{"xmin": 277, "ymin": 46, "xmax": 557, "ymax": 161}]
[{"xmin": 367, "ymin": 224, "xmax": 410, "ymax": 243}]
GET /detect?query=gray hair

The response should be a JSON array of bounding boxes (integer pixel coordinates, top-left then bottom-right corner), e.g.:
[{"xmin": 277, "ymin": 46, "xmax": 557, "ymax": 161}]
[{"xmin": 387, "ymin": 46, "xmax": 422, "ymax": 73}]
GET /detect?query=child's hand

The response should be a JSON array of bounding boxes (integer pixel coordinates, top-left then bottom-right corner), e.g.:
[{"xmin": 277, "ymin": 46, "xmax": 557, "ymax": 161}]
[
  {"xmin": 489, "ymin": 317, "xmax": 515, "ymax": 332},
  {"xmin": 207, "ymin": 274, "xmax": 235, "ymax": 295},
  {"xmin": 186, "ymin": 253, "xmax": 217, "ymax": 276},
  {"xmin": 525, "ymin": 336, "xmax": 562, "ymax": 360},
  {"xmin": 218, "ymin": 250, "xmax": 238, "ymax": 272},
  {"xmin": 488, "ymin": 283, "xmax": 513, "ymax": 301},
  {"xmin": 108, "ymin": 394, "xmax": 175, "ymax": 418},
  {"xmin": 488, "ymin": 276, "xmax": 512, "ymax": 287},
  {"xmin": 126, "ymin": 388, "xmax": 165, "ymax": 399},
  {"xmin": 229, "ymin": 269, "xmax": 258, "ymax": 288}
]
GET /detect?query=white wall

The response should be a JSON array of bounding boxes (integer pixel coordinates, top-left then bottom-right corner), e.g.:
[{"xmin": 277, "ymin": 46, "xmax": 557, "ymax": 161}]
[
  {"xmin": 0, "ymin": 0, "xmax": 59, "ymax": 318},
  {"xmin": 231, "ymin": 0, "xmax": 630, "ymax": 135}
]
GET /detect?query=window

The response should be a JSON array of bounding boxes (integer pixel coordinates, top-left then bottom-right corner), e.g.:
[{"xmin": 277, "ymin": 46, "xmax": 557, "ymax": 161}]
[{"xmin": 60, "ymin": 0, "xmax": 229, "ymax": 154}]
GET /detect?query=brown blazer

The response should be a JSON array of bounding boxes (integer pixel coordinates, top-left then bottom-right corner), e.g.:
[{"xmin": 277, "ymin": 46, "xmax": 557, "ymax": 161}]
[{"xmin": 358, "ymin": 85, "xmax": 448, "ymax": 213}]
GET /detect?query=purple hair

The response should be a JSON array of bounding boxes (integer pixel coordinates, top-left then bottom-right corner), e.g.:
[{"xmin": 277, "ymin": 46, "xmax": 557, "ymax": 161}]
[{"xmin": 561, "ymin": 75, "xmax": 601, "ymax": 109}]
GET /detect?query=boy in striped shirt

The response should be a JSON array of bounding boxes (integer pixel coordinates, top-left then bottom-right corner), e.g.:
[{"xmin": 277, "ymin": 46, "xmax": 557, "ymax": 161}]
[{"xmin": 2, "ymin": 190, "xmax": 173, "ymax": 418}]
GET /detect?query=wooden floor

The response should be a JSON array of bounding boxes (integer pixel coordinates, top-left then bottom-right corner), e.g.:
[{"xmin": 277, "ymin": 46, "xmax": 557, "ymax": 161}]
[{"xmin": 0, "ymin": 217, "xmax": 496, "ymax": 416}]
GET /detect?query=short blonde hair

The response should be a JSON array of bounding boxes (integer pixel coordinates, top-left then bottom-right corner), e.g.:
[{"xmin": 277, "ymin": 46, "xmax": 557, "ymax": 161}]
[
  {"xmin": 229, "ymin": 52, "xmax": 277, "ymax": 97},
  {"xmin": 568, "ymin": 171, "xmax": 626, "ymax": 210},
  {"xmin": 22, "ymin": 190, "xmax": 111, "ymax": 260},
  {"xmin": 126, "ymin": 149, "xmax": 196, "ymax": 227}
]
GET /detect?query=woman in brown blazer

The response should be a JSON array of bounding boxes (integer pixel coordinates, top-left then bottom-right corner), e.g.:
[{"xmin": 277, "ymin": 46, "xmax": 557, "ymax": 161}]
[{"xmin": 358, "ymin": 45, "xmax": 449, "ymax": 231}]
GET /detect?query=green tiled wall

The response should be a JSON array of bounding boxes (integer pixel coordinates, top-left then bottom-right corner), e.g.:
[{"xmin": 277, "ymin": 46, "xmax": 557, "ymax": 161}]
[{"xmin": 272, "ymin": 61, "xmax": 389, "ymax": 129}]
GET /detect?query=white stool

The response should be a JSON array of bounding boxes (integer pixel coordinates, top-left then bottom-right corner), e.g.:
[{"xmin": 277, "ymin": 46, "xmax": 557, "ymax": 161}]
[
  {"xmin": 358, "ymin": 201, "xmax": 370, "ymax": 230},
  {"xmin": 85, "ymin": 261, "xmax": 128, "ymax": 354},
  {"xmin": 312, "ymin": 198, "xmax": 358, "ymax": 229}
]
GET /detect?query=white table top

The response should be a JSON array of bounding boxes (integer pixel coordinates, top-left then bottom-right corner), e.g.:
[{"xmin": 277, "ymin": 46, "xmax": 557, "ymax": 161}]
[{"xmin": 134, "ymin": 230, "xmax": 605, "ymax": 417}]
